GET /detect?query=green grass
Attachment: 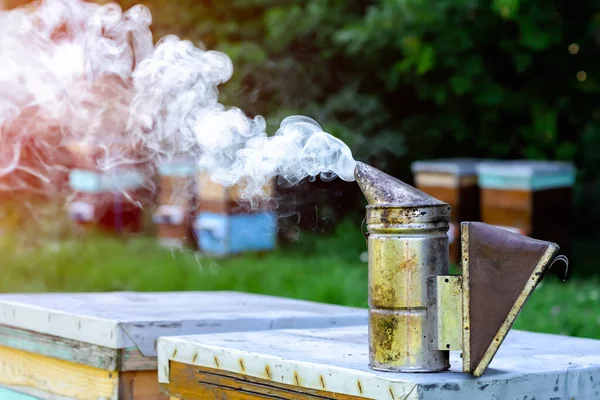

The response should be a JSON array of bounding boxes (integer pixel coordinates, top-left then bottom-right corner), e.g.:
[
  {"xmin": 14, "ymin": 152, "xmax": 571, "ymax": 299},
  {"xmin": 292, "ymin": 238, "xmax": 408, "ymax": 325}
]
[{"xmin": 1, "ymin": 218, "xmax": 598, "ymax": 339}]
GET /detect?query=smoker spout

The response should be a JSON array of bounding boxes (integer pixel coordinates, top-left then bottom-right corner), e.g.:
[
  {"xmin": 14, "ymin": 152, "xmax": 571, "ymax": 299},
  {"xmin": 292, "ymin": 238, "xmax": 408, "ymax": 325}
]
[{"xmin": 354, "ymin": 162, "xmax": 446, "ymax": 207}]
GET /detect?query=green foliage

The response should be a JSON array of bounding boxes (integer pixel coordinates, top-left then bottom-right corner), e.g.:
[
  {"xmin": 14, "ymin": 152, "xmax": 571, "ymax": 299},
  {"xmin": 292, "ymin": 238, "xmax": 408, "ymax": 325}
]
[
  {"xmin": 117, "ymin": 0, "xmax": 600, "ymax": 232},
  {"xmin": 1, "ymin": 220, "xmax": 598, "ymax": 339}
]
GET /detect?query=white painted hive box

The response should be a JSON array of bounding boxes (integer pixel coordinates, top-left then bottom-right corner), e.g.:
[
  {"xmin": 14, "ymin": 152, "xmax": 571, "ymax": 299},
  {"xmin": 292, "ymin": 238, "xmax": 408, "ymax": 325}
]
[{"xmin": 158, "ymin": 325, "xmax": 600, "ymax": 400}]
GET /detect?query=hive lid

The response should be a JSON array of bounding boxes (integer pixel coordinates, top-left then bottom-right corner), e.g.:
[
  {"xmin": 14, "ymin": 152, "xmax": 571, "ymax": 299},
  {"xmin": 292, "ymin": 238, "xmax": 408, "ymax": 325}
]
[
  {"xmin": 355, "ymin": 162, "xmax": 446, "ymax": 207},
  {"xmin": 476, "ymin": 160, "xmax": 575, "ymax": 190},
  {"xmin": 157, "ymin": 325, "xmax": 600, "ymax": 399},
  {"xmin": 0, "ymin": 291, "xmax": 367, "ymax": 357},
  {"xmin": 158, "ymin": 155, "xmax": 198, "ymax": 177},
  {"xmin": 411, "ymin": 158, "xmax": 483, "ymax": 177}
]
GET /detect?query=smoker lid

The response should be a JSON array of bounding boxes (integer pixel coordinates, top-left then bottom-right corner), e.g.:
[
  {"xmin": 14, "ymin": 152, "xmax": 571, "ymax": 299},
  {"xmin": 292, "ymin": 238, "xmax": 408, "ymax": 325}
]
[
  {"xmin": 411, "ymin": 158, "xmax": 482, "ymax": 176},
  {"xmin": 354, "ymin": 162, "xmax": 446, "ymax": 207}
]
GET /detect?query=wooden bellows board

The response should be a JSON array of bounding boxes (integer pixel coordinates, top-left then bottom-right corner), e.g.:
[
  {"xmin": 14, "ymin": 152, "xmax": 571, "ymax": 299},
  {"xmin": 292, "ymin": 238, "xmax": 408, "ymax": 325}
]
[{"xmin": 0, "ymin": 291, "xmax": 367, "ymax": 399}]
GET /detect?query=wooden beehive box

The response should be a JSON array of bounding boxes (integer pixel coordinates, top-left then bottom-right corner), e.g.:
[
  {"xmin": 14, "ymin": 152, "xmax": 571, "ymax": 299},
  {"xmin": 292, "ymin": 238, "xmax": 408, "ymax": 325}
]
[
  {"xmin": 154, "ymin": 157, "xmax": 197, "ymax": 248},
  {"xmin": 158, "ymin": 325, "xmax": 600, "ymax": 400},
  {"xmin": 194, "ymin": 172, "xmax": 277, "ymax": 256},
  {"xmin": 67, "ymin": 168, "xmax": 146, "ymax": 234},
  {"xmin": 0, "ymin": 292, "xmax": 367, "ymax": 400},
  {"xmin": 476, "ymin": 160, "xmax": 575, "ymax": 261},
  {"xmin": 411, "ymin": 158, "xmax": 481, "ymax": 265}
]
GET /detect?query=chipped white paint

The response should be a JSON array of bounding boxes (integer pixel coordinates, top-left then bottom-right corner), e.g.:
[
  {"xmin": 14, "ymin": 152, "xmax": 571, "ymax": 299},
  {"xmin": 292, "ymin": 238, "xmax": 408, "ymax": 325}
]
[
  {"xmin": 158, "ymin": 325, "xmax": 600, "ymax": 400},
  {"xmin": 0, "ymin": 292, "xmax": 367, "ymax": 356}
]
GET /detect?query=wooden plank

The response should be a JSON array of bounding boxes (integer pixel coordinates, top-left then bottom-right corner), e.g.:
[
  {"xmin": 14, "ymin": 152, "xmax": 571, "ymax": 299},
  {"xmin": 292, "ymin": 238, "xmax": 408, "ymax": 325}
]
[
  {"xmin": 119, "ymin": 370, "xmax": 169, "ymax": 400},
  {"xmin": 121, "ymin": 347, "xmax": 158, "ymax": 371},
  {"xmin": 0, "ymin": 345, "xmax": 119, "ymax": 399},
  {"xmin": 162, "ymin": 361, "xmax": 364, "ymax": 400},
  {"xmin": 0, "ymin": 324, "xmax": 119, "ymax": 371}
]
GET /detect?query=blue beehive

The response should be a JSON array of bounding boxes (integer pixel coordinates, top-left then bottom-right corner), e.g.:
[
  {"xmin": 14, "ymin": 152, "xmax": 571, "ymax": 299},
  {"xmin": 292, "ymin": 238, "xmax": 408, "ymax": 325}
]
[{"xmin": 194, "ymin": 212, "xmax": 277, "ymax": 256}]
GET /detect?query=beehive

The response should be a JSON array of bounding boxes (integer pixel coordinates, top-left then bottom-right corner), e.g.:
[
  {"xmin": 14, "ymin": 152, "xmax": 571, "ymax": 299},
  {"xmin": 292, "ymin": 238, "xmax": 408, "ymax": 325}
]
[
  {"xmin": 476, "ymin": 160, "xmax": 575, "ymax": 261},
  {"xmin": 158, "ymin": 325, "xmax": 600, "ymax": 400},
  {"xmin": 411, "ymin": 158, "xmax": 481, "ymax": 264},
  {"xmin": 0, "ymin": 292, "xmax": 367, "ymax": 400},
  {"xmin": 194, "ymin": 171, "xmax": 277, "ymax": 255},
  {"xmin": 154, "ymin": 157, "xmax": 197, "ymax": 248},
  {"xmin": 67, "ymin": 168, "xmax": 145, "ymax": 234}
]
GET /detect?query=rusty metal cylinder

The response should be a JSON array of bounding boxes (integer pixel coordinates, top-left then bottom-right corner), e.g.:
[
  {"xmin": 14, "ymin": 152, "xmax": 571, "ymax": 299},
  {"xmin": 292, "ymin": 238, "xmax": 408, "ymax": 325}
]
[
  {"xmin": 367, "ymin": 204, "xmax": 451, "ymax": 372},
  {"xmin": 367, "ymin": 204, "xmax": 450, "ymax": 372},
  {"xmin": 354, "ymin": 161, "xmax": 451, "ymax": 372}
]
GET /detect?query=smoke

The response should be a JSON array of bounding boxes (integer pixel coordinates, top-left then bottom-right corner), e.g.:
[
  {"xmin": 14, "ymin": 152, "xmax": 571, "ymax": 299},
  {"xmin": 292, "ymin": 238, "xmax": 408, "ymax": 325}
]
[
  {"xmin": 0, "ymin": 0, "xmax": 356, "ymax": 202},
  {"xmin": 129, "ymin": 32, "xmax": 356, "ymax": 200},
  {"xmin": 0, "ymin": 0, "xmax": 153, "ymax": 195}
]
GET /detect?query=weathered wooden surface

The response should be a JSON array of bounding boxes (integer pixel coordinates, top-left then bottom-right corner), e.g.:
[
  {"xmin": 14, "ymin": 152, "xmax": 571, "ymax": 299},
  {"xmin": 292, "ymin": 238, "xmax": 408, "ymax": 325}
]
[
  {"xmin": 119, "ymin": 370, "xmax": 168, "ymax": 400},
  {"xmin": 0, "ymin": 324, "xmax": 157, "ymax": 371},
  {"xmin": 0, "ymin": 345, "xmax": 119, "ymax": 399},
  {"xmin": 0, "ymin": 324, "xmax": 120, "ymax": 370},
  {"xmin": 158, "ymin": 325, "xmax": 600, "ymax": 400},
  {"xmin": 0, "ymin": 291, "xmax": 367, "ymax": 357},
  {"xmin": 162, "ymin": 362, "xmax": 363, "ymax": 400},
  {"xmin": 194, "ymin": 212, "xmax": 277, "ymax": 256}
]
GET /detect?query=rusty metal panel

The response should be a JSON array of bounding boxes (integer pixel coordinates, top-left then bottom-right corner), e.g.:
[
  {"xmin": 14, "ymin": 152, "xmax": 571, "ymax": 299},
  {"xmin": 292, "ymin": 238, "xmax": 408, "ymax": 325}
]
[{"xmin": 427, "ymin": 275, "xmax": 462, "ymax": 352}]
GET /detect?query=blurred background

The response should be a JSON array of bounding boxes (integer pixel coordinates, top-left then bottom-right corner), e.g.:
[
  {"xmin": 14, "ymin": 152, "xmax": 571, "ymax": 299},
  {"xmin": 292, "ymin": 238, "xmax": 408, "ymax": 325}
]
[{"xmin": 0, "ymin": 0, "xmax": 598, "ymax": 339}]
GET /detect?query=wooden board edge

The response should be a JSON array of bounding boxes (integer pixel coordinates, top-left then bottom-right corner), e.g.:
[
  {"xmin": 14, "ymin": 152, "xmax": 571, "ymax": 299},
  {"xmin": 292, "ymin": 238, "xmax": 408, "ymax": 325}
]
[
  {"xmin": 121, "ymin": 347, "xmax": 158, "ymax": 371},
  {"xmin": 0, "ymin": 345, "xmax": 119, "ymax": 399},
  {"xmin": 461, "ymin": 222, "xmax": 471, "ymax": 373},
  {"xmin": 0, "ymin": 324, "xmax": 120, "ymax": 371},
  {"xmin": 472, "ymin": 243, "xmax": 560, "ymax": 377},
  {"xmin": 161, "ymin": 361, "xmax": 366, "ymax": 400}
]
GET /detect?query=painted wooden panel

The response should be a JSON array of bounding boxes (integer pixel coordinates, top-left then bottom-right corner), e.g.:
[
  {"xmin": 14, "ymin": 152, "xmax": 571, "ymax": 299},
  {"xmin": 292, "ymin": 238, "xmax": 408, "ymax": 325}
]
[
  {"xmin": 158, "ymin": 176, "xmax": 195, "ymax": 207},
  {"xmin": 0, "ymin": 324, "xmax": 119, "ymax": 371},
  {"xmin": 0, "ymin": 292, "xmax": 367, "ymax": 357},
  {"xmin": 194, "ymin": 212, "xmax": 276, "ymax": 256},
  {"xmin": 411, "ymin": 158, "xmax": 481, "ymax": 177},
  {"xmin": 196, "ymin": 172, "xmax": 230, "ymax": 202},
  {"xmin": 69, "ymin": 169, "xmax": 144, "ymax": 193},
  {"xmin": 118, "ymin": 370, "xmax": 168, "ymax": 400},
  {"xmin": 477, "ymin": 160, "xmax": 575, "ymax": 191},
  {"xmin": 0, "ymin": 345, "xmax": 119, "ymax": 399},
  {"xmin": 0, "ymin": 387, "xmax": 37, "ymax": 400},
  {"xmin": 158, "ymin": 326, "xmax": 600, "ymax": 400},
  {"xmin": 163, "ymin": 362, "xmax": 363, "ymax": 400}
]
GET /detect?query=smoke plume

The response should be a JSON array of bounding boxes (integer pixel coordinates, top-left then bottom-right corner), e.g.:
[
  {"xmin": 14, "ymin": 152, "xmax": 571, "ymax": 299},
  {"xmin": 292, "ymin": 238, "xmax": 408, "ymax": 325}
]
[{"xmin": 0, "ymin": 0, "xmax": 356, "ymax": 201}]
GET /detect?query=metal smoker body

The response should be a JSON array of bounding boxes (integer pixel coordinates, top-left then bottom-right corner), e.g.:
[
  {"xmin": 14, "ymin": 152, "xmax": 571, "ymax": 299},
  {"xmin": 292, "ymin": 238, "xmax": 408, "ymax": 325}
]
[
  {"xmin": 357, "ymin": 163, "xmax": 451, "ymax": 372},
  {"xmin": 355, "ymin": 162, "xmax": 564, "ymax": 376}
]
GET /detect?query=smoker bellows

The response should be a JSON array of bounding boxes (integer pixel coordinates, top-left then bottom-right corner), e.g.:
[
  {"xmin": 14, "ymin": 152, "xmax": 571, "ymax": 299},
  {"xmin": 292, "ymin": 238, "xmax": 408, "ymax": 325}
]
[{"xmin": 355, "ymin": 161, "xmax": 566, "ymax": 377}]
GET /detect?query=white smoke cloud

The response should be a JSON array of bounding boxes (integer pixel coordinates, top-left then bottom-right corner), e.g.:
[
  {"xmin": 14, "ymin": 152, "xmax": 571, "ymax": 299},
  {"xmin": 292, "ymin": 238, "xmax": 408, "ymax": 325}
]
[{"xmin": 0, "ymin": 0, "xmax": 356, "ymax": 200}]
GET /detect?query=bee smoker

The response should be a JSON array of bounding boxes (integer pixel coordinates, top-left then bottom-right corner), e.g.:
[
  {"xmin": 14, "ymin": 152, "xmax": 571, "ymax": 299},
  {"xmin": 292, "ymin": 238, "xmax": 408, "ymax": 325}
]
[{"xmin": 355, "ymin": 162, "xmax": 566, "ymax": 376}]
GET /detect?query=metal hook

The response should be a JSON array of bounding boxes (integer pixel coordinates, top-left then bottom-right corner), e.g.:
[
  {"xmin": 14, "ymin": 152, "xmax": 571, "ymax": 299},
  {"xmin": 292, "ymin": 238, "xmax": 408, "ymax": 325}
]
[
  {"xmin": 361, "ymin": 217, "xmax": 369, "ymax": 245},
  {"xmin": 549, "ymin": 255, "xmax": 570, "ymax": 282}
]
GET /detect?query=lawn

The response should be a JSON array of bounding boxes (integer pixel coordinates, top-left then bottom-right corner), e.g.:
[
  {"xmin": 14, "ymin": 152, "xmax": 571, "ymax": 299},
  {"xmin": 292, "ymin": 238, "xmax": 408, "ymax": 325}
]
[{"xmin": 1, "ymin": 216, "xmax": 598, "ymax": 339}]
